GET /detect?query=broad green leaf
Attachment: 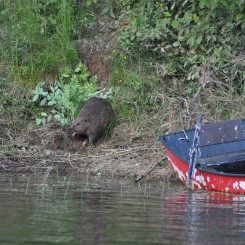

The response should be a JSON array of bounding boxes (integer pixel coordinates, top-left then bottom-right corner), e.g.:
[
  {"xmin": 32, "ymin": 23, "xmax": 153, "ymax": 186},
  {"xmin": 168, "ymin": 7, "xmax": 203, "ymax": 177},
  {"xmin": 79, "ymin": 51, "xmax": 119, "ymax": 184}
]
[
  {"xmin": 171, "ymin": 19, "xmax": 180, "ymax": 29},
  {"xmin": 32, "ymin": 94, "xmax": 39, "ymax": 102},
  {"xmin": 41, "ymin": 112, "xmax": 48, "ymax": 117},
  {"xmin": 164, "ymin": 12, "xmax": 171, "ymax": 17},
  {"xmin": 86, "ymin": 0, "xmax": 92, "ymax": 6},
  {"xmin": 36, "ymin": 119, "xmax": 42, "ymax": 125},
  {"xmin": 39, "ymin": 88, "xmax": 44, "ymax": 94},
  {"xmin": 54, "ymin": 114, "xmax": 61, "ymax": 120},
  {"xmin": 47, "ymin": 115, "xmax": 52, "ymax": 122},
  {"xmin": 62, "ymin": 73, "xmax": 70, "ymax": 78},
  {"xmin": 41, "ymin": 91, "xmax": 48, "ymax": 96},
  {"xmin": 174, "ymin": 49, "xmax": 179, "ymax": 55},
  {"xmin": 55, "ymin": 89, "xmax": 62, "ymax": 96},
  {"xmin": 74, "ymin": 66, "xmax": 82, "ymax": 73},
  {"xmin": 61, "ymin": 119, "xmax": 69, "ymax": 126},
  {"xmin": 54, "ymin": 95, "xmax": 62, "ymax": 101},
  {"xmin": 47, "ymin": 101, "xmax": 56, "ymax": 106},
  {"xmin": 214, "ymin": 47, "xmax": 221, "ymax": 57},
  {"xmin": 40, "ymin": 98, "xmax": 47, "ymax": 106},
  {"xmin": 236, "ymin": 13, "xmax": 243, "ymax": 21},
  {"xmin": 186, "ymin": 87, "xmax": 193, "ymax": 94},
  {"xmin": 199, "ymin": 0, "xmax": 205, "ymax": 9},
  {"xmin": 196, "ymin": 35, "xmax": 202, "ymax": 45},
  {"xmin": 188, "ymin": 36, "xmax": 195, "ymax": 47},
  {"xmin": 173, "ymin": 41, "xmax": 180, "ymax": 47}
]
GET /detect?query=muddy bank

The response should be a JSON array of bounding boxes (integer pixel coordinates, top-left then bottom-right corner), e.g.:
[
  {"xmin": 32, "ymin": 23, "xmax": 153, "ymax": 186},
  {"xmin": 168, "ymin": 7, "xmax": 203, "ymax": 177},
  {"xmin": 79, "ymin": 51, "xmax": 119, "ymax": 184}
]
[{"xmin": 0, "ymin": 122, "xmax": 179, "ymax": 186}]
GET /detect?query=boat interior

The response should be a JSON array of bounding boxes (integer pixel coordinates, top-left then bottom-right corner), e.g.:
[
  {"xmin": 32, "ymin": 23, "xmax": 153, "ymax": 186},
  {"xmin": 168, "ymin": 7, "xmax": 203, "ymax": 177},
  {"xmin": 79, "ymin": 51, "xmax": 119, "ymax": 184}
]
[
  {"xmin": 205, "ymin": 161, "xmax": 245, "ymax": 174},
  {"xmin": 196, "ymin": 119, "xmax": 245, "ymax": 175}
]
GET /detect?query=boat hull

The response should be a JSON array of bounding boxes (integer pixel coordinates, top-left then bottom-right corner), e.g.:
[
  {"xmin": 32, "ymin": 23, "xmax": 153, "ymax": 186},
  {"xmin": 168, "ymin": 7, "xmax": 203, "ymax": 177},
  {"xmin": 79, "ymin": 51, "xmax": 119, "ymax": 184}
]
[{"xmin": 165, "ymin": 148, "xmax": 245, "ymax": 194}]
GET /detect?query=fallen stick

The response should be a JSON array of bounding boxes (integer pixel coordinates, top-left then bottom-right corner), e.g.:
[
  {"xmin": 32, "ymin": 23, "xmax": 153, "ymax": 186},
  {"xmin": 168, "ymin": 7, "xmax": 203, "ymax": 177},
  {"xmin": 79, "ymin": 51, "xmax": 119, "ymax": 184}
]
[{"xmin": 135, "ymin": 157, "xmax": 167, "ymax": 182}]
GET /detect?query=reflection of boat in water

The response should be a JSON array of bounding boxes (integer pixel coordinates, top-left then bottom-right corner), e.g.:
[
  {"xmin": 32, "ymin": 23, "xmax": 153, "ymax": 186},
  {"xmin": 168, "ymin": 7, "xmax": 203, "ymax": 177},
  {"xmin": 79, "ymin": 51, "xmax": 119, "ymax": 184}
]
[
  {"xmin": 159, "ymin": 115, "xmax": 245, "ymax": 194},
  {"xmin": 164, "ymin": 191, "xmax": 245, "ymax": 244}
]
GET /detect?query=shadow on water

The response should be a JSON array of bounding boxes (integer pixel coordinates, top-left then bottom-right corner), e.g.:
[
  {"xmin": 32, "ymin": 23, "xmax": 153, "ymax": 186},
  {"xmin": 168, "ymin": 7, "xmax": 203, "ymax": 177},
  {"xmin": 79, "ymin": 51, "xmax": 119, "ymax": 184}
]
[{"xmin": 1, "ymin": 172, "xmax": 245, "ymax": 245}]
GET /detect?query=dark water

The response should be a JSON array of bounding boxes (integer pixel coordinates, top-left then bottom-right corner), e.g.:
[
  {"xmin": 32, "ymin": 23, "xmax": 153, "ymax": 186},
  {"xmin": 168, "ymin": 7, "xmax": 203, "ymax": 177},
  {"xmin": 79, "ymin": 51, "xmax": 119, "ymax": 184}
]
[{"xmin": 1, "ymin": 173, "xmax": 245, "ymax": 245}]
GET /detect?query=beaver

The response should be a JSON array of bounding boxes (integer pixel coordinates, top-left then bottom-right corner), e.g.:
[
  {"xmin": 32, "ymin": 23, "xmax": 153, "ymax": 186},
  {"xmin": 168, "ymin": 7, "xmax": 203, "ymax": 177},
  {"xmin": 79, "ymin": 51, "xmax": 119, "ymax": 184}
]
[{"xmin": 70, "ymin": 97, "xmax": 114, "ymax": 144}]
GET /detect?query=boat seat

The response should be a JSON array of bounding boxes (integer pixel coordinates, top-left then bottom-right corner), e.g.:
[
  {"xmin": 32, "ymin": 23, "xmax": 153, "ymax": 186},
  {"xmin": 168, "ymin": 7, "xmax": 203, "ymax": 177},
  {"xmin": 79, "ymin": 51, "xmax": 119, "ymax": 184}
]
[
  {"xmin": 199, "ymin": 119, "xmax": 245, "ymax": 147},
  {"xmin": 197, "ymin": 149, "xmax": 245, "ymax": 166},
  {"xmin": 196, "ymin": 119, "xmax": 245, "ymax": 162}
]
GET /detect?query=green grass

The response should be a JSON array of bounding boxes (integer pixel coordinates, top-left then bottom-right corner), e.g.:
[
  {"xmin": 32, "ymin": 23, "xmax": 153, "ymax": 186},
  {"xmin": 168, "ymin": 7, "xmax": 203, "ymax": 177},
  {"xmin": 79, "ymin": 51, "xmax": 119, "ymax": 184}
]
[
  {"xmin": 0, "ymin": 0, "xmax": 96, "ymax": 136},
  {"xmin": 0, "ymin": 0, "xmax": 83, "ymax": 88}
]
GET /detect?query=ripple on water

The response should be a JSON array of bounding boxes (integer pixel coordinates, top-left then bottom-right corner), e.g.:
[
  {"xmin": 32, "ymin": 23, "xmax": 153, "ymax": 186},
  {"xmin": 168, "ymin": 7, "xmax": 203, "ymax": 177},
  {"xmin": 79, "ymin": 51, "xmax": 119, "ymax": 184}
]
[{"xmin": 0, "ymin": 173, "xmax": 245, "ymax": 244}]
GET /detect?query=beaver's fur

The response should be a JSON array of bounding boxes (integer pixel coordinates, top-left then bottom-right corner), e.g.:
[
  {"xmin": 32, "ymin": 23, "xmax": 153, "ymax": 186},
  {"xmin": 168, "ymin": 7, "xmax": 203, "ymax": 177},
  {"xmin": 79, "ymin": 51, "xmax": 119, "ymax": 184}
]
[{"xmin": 70, "ymin": 97, "xmax": 114, "ymax": 144}]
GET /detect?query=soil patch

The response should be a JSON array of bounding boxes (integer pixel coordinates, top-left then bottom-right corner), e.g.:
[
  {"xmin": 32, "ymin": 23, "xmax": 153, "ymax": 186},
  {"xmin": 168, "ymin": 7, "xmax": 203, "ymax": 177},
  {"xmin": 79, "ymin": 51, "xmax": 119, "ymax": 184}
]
[
  {"xmin": 0, "ymin": 123, "xmax": 179, "ymax": 187},
  {"xmin": 78, "ymin": 16, "xmax": 118, "ymax": 87}
]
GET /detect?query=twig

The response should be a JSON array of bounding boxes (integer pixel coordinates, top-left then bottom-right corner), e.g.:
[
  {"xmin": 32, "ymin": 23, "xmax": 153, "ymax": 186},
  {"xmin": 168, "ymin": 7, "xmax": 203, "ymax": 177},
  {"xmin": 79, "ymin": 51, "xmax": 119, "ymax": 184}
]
[{"xmin": 135, "ymin": 157, "xmax": 167, "ymax": 182}]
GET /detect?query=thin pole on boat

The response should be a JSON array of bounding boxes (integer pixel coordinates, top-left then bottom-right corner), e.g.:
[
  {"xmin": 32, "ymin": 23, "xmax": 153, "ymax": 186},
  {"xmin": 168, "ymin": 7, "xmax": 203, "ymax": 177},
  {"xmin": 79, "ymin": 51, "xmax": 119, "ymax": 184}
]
[{"xmin": 187, "ymin": 113, "xmax": 203, "ymax": 188}]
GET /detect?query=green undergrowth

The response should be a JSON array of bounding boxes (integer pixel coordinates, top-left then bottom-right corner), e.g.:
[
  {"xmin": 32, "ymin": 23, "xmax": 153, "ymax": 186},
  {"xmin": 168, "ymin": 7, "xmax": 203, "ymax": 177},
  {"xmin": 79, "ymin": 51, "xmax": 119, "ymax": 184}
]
[
  {"xmin": 116, "ymin": 0, "xmax": 245, "ymax": 90},
  {"xmin": 0, "ymin": 0, "xmax": 96, "ymax": 87},
  {"xmin": 0, "ymin": 0, "xmax": 245, "ymax": 141},
  {"xmin": 0, "ymin": 71, "xmax": 35, "ymax": 138},
  {"xmin": 31, "ymin": 63, "xmax": 114, "ymax": 126},
  {"xmin": 111, "ymin": 0, "xmax": 245, "ymax": 131}
]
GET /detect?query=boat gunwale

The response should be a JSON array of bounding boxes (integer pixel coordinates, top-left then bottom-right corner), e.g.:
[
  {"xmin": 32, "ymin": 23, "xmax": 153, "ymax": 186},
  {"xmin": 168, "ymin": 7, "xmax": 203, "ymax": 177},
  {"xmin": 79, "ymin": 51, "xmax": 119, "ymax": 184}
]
[
  {"xmin": 166, "ymin": 147, "xmax": 245, "ymax": 178},
  {"xmin": 197, "ymin": 164, "xmax": 245, "ymax": 178}
]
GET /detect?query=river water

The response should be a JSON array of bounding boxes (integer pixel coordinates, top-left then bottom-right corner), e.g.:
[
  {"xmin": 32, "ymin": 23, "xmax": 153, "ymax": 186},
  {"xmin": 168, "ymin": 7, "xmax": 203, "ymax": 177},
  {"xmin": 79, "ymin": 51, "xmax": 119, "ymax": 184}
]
[{"xmin": 1, "ymin": 173, "xmax": 245, "ymax": 245}]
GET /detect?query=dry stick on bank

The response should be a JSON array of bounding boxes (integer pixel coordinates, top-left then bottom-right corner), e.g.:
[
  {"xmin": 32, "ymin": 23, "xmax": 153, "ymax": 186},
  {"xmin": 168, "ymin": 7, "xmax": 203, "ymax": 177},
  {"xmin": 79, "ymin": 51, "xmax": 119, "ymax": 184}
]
[{"xmin": 135, "ymin": 156, "xmax": 167, "ymax": 182}]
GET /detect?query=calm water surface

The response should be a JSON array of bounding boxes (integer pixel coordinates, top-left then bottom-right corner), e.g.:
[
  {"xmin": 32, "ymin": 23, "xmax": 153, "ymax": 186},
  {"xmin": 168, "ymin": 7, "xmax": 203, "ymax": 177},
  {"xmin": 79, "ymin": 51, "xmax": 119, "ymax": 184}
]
[{"xmin": 1, "ymin": 173, "xmax": 245, "ymax": 245}]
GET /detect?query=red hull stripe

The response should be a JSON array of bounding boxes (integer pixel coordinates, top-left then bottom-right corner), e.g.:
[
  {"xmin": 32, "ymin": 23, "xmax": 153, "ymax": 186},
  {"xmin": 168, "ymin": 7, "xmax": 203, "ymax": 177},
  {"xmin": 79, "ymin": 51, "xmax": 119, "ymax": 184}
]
[{"xmin": 165, "ymin": 148, "xmax": 245, "ymax": 194}]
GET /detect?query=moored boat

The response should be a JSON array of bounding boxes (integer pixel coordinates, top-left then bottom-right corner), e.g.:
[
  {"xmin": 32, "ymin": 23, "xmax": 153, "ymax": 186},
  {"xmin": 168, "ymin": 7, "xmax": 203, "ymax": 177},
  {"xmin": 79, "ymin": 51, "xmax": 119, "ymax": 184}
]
[{"xmin": 159, "ymin": 115, "xmax": 245, "ymax": 194}]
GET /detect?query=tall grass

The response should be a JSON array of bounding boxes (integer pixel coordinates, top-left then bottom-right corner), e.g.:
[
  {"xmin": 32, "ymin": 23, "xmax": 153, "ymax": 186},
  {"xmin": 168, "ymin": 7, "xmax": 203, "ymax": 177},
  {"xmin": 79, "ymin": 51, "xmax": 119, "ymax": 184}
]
[
  {"xmin": 0, "ymin": 0, "xmax": 96, "ymax": 137},
  {"xmin": 0, "ymin": 0, "xmax": 81, "ymax": 89}
]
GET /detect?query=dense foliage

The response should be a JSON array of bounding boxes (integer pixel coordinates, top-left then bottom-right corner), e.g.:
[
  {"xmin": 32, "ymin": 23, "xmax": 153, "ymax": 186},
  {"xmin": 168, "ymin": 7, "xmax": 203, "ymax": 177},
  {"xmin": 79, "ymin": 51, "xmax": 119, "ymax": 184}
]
[
  {"xmin": 117, "ymin": 0, "xmax": 245, "ymax": 95},
  {"xmin": 0, "ymin": 0, "xmax": 96, "ymax": 85},
  {"xmin": 32, "ymin": 63, "xmax": 113, "ymax": 126},
  {"xmin": 0, "ymin": 0, "xmax": 244, "ymax": 135}
]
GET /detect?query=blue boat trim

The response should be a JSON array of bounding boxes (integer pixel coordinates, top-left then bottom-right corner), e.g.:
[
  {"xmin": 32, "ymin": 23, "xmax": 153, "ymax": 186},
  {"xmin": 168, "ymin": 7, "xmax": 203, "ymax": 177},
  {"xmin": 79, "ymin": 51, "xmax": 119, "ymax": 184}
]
[{"xmin": 159, "ymin": 118, "xmax": 245, "ymax": 178}]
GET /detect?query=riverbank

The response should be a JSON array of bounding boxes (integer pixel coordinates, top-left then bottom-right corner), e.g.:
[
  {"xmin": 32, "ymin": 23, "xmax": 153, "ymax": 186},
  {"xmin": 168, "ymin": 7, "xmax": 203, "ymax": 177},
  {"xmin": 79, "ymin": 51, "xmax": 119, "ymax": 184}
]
[
  {"xmin": 1, "ymin": 1, "xmax": 244, "ymax": 189},
  {"xmin": 0, "ymin": 121, "xmax": 179, "ymax": 185}
]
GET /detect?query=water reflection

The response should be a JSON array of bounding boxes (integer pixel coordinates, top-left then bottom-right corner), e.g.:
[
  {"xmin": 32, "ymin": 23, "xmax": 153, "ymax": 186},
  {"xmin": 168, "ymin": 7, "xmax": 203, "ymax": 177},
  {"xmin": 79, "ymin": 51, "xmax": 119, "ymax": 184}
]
[
  {"xmin": 165, "ymin": 191, "xmax": 245, "ymax": 245},
  {"xmin": 0, "ymin": 173, "xmax": 245, "ymax": 244}
]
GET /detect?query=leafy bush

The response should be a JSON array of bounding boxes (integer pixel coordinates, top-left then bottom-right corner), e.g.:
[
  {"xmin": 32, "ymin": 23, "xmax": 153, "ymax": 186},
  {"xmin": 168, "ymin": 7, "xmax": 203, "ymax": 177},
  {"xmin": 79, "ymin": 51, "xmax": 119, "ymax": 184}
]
[
  {"xmin": 116, "ymin": 0, "xmax": 245, "ymax": 95},
  {"xmin": 32, "ymin": 63, "xmax": 114, "ymax": 126}
]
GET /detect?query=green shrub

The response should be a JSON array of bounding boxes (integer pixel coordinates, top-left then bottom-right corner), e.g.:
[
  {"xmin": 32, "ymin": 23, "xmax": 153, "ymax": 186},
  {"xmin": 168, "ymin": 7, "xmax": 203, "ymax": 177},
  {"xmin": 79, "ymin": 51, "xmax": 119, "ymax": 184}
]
[
  {"xmin": 116, "ymin": 0, "xmax": 245, "ymax": 95},
  {"xmin": 32, "ymin": 63, "xmax": 114, "ymax": 126}
]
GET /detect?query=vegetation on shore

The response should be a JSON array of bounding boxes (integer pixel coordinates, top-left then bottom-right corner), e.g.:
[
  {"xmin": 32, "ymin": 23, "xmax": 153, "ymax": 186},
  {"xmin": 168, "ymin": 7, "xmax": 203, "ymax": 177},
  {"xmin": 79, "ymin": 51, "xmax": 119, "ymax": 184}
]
[{"xmin": 1, "ymin": 0, "xmax": 245, "ymax": 141}]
